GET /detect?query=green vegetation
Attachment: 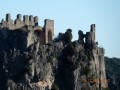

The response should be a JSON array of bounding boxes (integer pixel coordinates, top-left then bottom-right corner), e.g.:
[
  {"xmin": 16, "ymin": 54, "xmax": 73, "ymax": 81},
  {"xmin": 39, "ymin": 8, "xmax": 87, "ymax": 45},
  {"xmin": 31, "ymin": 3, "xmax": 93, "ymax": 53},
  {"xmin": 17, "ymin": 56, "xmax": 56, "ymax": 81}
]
[
  {"xmin": 38, "ymin": 46, "xmax": 42, "ymax": 53},
  {"xmin": 64, "ymin": 29, "xmax": 73, "ymax": 44},
  {"xmin": 67, "ymin": 44, "xmax": 76, "ymax": 56},
  {"xmin": 84, "ymin": 66, "xmax": 92, "ymax": 76},
  {"xmin": 51, "ymin": 83, "xmax": 59, "ymax": 90},
  {"xmin": 25, "ymin": 66, "xmax": 32, "ymax": 73},
  {"xmin": 63, "ymin": 43, "xmax": 76, "ymax": 57},
  {"xmin": 84, "ymin": 49, "xmax": 93, "ymax": 61},
  {"xmin": 47, "ymin": 53, "xmax": 56, "ymax": 64},
  {"xmin": 53, "ymin": 28, "xmax": 73, "ymax": 44},
  {"xmin": 100, "ymin": 47, "xmax": 105, "ymax": 54},
  {"xmin": 28, "ymin": 53, "xmax": 35, "ymax": 60},
  {"xmin": 105, "ymin": 57, "xmax": 120, "ymax": 90},
  {"xmin": 46, "ymin": 43, "xmax": 53, "ymax": 46},
  {"xmin": 47, "ymin": 56, "xmax": 53, "ymax": 64},
  {"xmin": 103, "ymin": 87, "xmax": 109, "ymax": 90}
]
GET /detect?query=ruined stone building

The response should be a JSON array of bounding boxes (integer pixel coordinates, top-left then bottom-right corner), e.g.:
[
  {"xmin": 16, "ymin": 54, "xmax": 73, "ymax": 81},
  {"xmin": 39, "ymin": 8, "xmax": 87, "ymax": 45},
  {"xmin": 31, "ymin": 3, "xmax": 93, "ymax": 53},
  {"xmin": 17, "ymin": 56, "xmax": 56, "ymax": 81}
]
[
  {"xmin": 78, "ymin": 24, "xmax": 96, "ymax": 46},
  {"xmin": 0, "ymin": 13, "xmax": 54, "ymax": 44},
  {"xmin": 0, "ymin": 13, "xmax": 96, "ymax": 46},
  {"xmin": 0, "ymin": 14, "xmax": 108, "ymax": 90}
]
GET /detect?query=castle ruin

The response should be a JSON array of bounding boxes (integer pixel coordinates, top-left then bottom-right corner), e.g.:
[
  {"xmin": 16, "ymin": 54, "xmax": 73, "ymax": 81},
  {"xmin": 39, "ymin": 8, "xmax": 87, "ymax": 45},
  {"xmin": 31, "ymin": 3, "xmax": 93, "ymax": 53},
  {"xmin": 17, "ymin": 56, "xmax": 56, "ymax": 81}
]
[
  {"xmin": 0, "ymin": 13, "xmax": 97, "ymax": 46},
  {"xmin": 78, "ymin": 24, "xmax": 96, "ymax": 46},
  {"xmin": 0, "ymin": 13, "xmax": 54, "ymax": 44}
]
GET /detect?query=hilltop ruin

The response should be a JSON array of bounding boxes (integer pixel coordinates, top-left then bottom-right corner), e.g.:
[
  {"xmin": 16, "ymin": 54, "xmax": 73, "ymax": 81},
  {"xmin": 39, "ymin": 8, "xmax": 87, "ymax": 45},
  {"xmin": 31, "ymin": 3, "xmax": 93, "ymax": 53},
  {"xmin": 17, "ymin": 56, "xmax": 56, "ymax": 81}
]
[{"xmin": 0, "ymin": 13, "xmax": 54, "ymax": 44}]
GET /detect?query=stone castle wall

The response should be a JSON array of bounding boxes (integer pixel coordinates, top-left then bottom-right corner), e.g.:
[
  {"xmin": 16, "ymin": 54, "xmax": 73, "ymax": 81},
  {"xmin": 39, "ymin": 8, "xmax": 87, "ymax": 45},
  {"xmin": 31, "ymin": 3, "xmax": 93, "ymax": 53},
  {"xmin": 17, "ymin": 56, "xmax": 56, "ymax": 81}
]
[
  {"xmin": 0, "ymin": 13, "xmax": 41, "ymax": 30},
  {"xmin": 0, "ymin": 13, "xmax": 54, "ymax": 44},
  {"xmin": 0, "ymin": 13, "xmax": 96, "ymax": 45}
]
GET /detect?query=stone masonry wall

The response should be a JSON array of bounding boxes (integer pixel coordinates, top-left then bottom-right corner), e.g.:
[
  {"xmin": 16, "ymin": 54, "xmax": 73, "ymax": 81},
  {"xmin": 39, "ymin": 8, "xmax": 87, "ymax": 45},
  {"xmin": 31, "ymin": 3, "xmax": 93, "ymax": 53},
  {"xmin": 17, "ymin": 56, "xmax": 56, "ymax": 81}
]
[{"xmin": 0, "ymin": 14, "xmax": 54, "ymax": 44}]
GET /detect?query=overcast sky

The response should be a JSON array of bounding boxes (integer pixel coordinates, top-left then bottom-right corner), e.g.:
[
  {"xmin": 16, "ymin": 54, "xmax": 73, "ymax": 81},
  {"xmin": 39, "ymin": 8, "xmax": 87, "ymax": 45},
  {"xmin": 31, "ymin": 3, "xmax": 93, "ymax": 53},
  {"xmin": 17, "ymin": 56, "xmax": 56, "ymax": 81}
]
[{"xmin": 0, "ymin": 0, "xmax": 120, "ymax": 58}]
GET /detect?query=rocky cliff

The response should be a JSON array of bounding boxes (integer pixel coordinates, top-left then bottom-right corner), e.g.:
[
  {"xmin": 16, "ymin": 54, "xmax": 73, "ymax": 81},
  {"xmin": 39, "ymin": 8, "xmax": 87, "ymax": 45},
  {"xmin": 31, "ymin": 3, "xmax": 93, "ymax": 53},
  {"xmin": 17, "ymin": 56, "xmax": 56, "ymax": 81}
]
[{"xmin": 0, "ymin": 25, "xmax": 108, "ymax": 90}]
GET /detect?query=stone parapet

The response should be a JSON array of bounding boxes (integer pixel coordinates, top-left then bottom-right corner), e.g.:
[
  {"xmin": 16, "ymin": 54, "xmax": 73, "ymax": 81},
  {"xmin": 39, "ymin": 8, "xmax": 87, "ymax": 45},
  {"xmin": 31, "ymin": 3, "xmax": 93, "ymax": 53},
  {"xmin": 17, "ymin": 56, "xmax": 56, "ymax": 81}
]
[
  {"xmin": 0, "ymin": 14, "xmax": 41, "ymax": 30},
  {"xmin": 0, "ymin": 13, "xmax": 54, "ymax": 45}
]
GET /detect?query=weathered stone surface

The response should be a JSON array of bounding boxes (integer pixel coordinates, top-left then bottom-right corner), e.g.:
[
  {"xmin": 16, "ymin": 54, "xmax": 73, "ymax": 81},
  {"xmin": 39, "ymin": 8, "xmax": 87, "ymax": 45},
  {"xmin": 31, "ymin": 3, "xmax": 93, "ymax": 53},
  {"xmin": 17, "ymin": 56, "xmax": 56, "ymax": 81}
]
[
  {"xmin": 15, "ymin": 14, "xmax": 24, "ymax": 29},
  {"xmin": 44, "ymin": 19, "xmax": 54, "ymax": 44},
  {"xmin": 34, "ymin": 26, "xmax": 42, "ymax": 31},
  {"xmin": 17, "ymin": 14, "xmax": 22, "ymax": 20},
  {"xmin": 23, "ymin": 15, "xmax": 29, "ymax": 25},
  {"xmin": 29, "ymin": 15, "xmax": 34, "ymax": 26},
  {"xmin": 6, "ymin": 13, "xmax": 11, "ymax": 21},
  {"xmin": 6, "ymin": 14, "xmax": 14, "ymax": 29},
  {"xmin": 6, "ymin": 20, "xmax": 14, "ymax": 30},
  {"xmin": 78, "ymin": 30, "xmax": 84, "ymax": 43},
  {"xmin": 34, "ymin": 16, "xmax": 38, "ymax": 26},
  {"xmin": 85, "ymin": 32, "xmax": 94, "ymax": 42},
  {"xmin": 91, "ymin": 24, "xmax": 96, "ymax": 32},
  {"xmin": 1, "ymin": 19, "xmax": 7, "ymax": 28},
  {"xmin": 0, "ymin": 28, "xmax": 56, "ymax": 90},
  {"xmin": 0, "ymin": 14, "xmax": 54, "ymax": 44},
  {"xmin": 90, "ymin": 24, "xmax": 96, "ymax": 41}
]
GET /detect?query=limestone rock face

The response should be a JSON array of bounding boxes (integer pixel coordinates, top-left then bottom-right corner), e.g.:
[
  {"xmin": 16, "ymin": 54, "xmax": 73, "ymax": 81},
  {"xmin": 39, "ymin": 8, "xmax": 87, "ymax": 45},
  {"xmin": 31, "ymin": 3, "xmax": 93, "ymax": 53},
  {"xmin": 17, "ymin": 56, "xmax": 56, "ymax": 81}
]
[
  {"xmin": 55, "ymin": 41, "xmax": 108, "ymax": 90},
  {"xmin": 0, "ymin": 28, "xmax": 57, "ymax": 90},
  {"xmin": 0, "ymin": 27, "xmax": 107, "ymax": 90}
]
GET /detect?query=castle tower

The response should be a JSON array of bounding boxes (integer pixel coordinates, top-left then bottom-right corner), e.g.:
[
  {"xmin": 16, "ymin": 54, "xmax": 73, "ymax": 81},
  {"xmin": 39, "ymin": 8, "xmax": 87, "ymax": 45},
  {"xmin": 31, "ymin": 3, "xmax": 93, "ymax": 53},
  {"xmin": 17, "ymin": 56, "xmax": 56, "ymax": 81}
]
[
  {"xmin": 44, "ymin": 19, "xmax": 54, "ymax": 44},
  {"xmin": 85, "ymin": 24, "xmax": 96, "ymax": 45},
  {"xmin": 90, "ymin": 24, "xmax": 96, "ymax": 42}
]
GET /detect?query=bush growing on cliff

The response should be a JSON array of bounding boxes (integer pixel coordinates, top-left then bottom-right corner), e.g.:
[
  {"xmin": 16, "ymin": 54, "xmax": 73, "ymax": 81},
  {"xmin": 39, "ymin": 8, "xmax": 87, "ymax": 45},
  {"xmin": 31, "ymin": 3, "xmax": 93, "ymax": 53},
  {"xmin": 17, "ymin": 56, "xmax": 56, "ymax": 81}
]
[
  {"xmin": 63, "ymin": 43, "xmax": 76, "ymax": 57},
  {"xmin": 84, "ymin": 66, "xmax": 92, "ymax": 76},
  {"xmin": 27, "ymin": 53, "xmax": 35, "ymax": 60},
  {"xmin": 25, "ymin": 66, "xmax": 32, "ymax": 73},
  {"xmin": 47, "ymin": 53, "xmax": 56, "ymax": 64},
  {"xmin": 64, "ymin": 29, "xmax": 73, "ymax": 44},
  {"xmin": 47, "ymin": 56, "xmax": 53, "ymax": 64},
  {"xmin": 100, "ymin": 47, "xmax": 105, "ymax": 54},
  {"xmin": 103, "ymin": 87, "xmax": 109, "ymax": 90},
  {"xmin": 51, "ymin": 83, "xmax": 59, "ymax": 90},
  {"xmin": 53, "ymin": 29, "xmax": 73, "ymax": 44}
]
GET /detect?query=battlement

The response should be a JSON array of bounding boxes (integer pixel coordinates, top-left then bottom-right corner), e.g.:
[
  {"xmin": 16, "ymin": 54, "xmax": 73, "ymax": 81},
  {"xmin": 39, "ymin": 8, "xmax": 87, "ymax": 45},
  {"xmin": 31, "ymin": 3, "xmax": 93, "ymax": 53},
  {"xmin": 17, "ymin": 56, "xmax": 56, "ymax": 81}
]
[
  {"xmin": 0, "ymin": 13, "xmax": 96, "ymax": 45},
  {"xmin": 0, "ymin": 13, "xmax": 41, "ymax": 30},
  {"xmin": 0, "ymin": 13, "xmax": 54, "ymax": 44}
]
